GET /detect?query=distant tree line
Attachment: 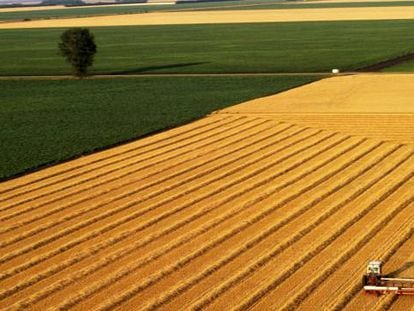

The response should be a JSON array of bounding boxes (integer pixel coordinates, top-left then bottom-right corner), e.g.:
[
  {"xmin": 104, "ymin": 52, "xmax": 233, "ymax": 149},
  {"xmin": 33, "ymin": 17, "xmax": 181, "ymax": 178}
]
[{"xmin": 41, "ymin": 0, "xmax": 84, "ymax": 6}]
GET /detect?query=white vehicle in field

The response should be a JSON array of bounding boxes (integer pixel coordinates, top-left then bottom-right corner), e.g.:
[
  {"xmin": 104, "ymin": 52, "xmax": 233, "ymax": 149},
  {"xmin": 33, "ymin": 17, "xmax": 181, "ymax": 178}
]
[{"xmin": 363, "ymin": 260, "xmax": 414, "ymax": 296}]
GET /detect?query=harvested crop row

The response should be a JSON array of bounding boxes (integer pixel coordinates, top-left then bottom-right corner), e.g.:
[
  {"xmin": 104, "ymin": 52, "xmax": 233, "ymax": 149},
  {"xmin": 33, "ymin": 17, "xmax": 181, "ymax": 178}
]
[
  {"xmin": 263, "ymin": 186, "xmax": 414, "ymax": 311},
  {"xmin": 0, "ymin": 115, "xmax": 243, "ymax": 213},
  {"xmin": 0, "ymin": 129, "xmax": 342, "ymax": 308},
  {"xmin": 0, "ymin": 118, "xmax": 281, "ymax": 236},
  {"xmin": 294, "ymin": 219, "xmax": 414, "ymax": 311},
  {"xmin": 4, "ymin": 132, "xmax": 356, "ymax": 310},
  {"xmin": 2, "ymin": 101, "xmax": 413, "ymax": 310},
  {"xmin": 41, "ymin": 135, "xmax": 366, "ymax": 310},
  {"xmin": 247, "ymin": 113, "xmax": 414, "ymax": 145},
  {"xmin": 139, "ymin": 142, "xmax": 407, "ymax": 310},
  {"xmin": 0, "ymin": 127, "xmax": 330, "ymax": 282},
  {"xmin": 222, "ymin": 74, "xmax": 414, "ymax": 146},
  {"xmin": 0, "ymin": 116, "xmax": 251, "ymax": 213},
  {"xmin": 185, "ymin": 144, "xmax": 414, "ymax": 308},
  {"xmin": 79, "ymin": 139, "xmax": 386, "ymax": 310},
  {"xmin": 0, "ymin": 126, "xmax": 321, "ymax": 269},
  {"xmin": 0, "ymin": 114, "xmax": 233, "ymax": 197},
  {"xmin": 0, "ymin": 122, "xmax": 295, "ymax": 247},
  {"xmin": 0, "ymin": 127, "xmax": 320, "ymax": 290},
  {"xmin": 233, "ymin": 191, "xmax": 407, "ymax": 310}
]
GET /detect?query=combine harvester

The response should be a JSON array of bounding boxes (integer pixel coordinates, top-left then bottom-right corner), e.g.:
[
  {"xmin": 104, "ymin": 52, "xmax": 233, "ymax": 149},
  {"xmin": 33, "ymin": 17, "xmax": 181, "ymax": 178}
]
[{"xmin": 363, "ymin": 260, "xmax": 414, "ymax": 295}]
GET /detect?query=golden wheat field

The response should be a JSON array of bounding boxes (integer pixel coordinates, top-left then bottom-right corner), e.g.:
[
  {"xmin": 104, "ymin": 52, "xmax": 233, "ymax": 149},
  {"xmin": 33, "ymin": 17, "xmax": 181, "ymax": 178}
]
[
  {"xmin": 0, "ymin": 73, "xmax": 413, "ymax": 310},
  {"xmin": 222, "ymin": 74, "xmax": 414, "ymax": 144},
  {"xmin": 2, "ymin": 6, "xmax": 414, "ymax": 28}
]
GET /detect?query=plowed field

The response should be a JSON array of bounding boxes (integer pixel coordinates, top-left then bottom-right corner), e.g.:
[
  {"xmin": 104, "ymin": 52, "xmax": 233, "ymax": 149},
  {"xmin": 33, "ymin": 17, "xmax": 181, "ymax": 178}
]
[{"xmin": 1, "ymin": 73, "xmax": 413, "ymax": 309}]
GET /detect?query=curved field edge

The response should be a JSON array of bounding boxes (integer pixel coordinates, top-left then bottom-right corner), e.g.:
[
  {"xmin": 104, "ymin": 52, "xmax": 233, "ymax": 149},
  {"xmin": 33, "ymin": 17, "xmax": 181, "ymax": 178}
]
[
  {"xmin": 2, "ymin": 20, "xmax": 414, "ymax": 76},
  {"xmin": 0, "ymin": 75, "xmax": 316, "ymax": 181}
]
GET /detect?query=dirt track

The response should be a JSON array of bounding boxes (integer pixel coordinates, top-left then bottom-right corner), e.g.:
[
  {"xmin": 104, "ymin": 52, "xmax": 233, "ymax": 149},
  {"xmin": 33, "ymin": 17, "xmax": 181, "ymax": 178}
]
[
  {"xmin": 2, "ymin": 6, "xmax": 414, "ymax": 28},
  {"xmin": 0, "ymin": 73, "xmax": 413, "ymax": 309}
]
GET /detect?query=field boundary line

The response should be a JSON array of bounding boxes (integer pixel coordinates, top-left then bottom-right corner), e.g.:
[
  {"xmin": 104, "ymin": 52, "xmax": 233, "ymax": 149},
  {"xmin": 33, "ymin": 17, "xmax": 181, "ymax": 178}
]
[
  {"xmin": 0, "ymin": 73, "xmax": 331, "ymax": 80},
  {"xmin": 0, "ymin": 114, "xmax": 235, "ymax": 199},
  {"xmin": 0, "ymin": 122, "xmax": 294, "ymax": 247},
  {"xmin": 0, "ymin": 122, "xmax": 297, "ymax": 248},
  {"xmin": 3, "ymin": 73, "xmax": 414, "ymax": 81},
  {"xmin": 0, "ymin": 122, "xmax": 297, "ymax": 236},
  {"xmin": 0, "ymin": 116, "xmax": 256, "ymax": 219},
  {"xmin": 0, "ymin": 116, "xmax": 248, "ymax": 210},
  {"xmin": 0, "ymin": 118, "xmax": 270, "ymax": 228}
]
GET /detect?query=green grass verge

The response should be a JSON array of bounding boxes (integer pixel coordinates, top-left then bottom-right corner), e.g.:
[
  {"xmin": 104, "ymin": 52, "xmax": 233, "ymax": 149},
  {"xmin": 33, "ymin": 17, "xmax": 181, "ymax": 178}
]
[
  {"xmin": 1, "ymin": 20, "xmax": 414, "ymax": 75},
  {"xmin": 0, "ymin": 75, "xmax": 316, "ymax": 180},
  {"xmin": 3, "ymin": 0, "xmax": 414, "ymax": 22}
]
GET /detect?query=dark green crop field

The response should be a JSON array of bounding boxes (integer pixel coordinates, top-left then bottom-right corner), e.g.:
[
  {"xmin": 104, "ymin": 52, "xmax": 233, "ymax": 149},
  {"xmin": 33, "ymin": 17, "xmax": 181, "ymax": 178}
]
[
  {"xmin": 0, "ymin": 75, "xmax": 316, "ymax": 180},
  {"xmin": 1, "ymin": 18, "xmax": 413, "ymax": 180},
  {"xmin": 1, "ymin": 20, "xmax": 414, "ymax": 76}
]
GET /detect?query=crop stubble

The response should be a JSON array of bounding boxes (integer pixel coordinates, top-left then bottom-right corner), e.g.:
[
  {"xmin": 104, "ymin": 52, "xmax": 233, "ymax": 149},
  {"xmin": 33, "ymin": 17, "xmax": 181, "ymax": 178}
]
[{"xmin": 1, "ymin": 75, "xmax": 414, "ymax": 309}]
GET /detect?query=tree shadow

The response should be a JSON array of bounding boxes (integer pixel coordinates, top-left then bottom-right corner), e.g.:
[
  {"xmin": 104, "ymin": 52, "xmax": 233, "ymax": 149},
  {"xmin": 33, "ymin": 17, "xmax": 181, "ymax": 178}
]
[
  {"xmin": 110, "ymin": 62, "xmax": 209, "ymax": 75},
  {"xmin": 384, "ymin": 261, "xmax": 414, "ymax": 278}
]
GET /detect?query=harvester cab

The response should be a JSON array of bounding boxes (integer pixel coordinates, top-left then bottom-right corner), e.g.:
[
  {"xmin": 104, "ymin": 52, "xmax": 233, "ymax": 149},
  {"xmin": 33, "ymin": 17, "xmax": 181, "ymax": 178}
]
[{"xmin": 363, "ymin": 260, "xmax": 382, "ymax": 287}]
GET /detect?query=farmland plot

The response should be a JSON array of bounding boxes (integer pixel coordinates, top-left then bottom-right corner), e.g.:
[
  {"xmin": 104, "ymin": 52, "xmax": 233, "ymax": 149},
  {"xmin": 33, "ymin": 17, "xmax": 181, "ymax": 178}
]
[
  {"xmin": 3, "ymin": 6, "xmax": 414, "ymax": 28},
  {"xmin": 222, "ymin": 74, "xmax": 414, "ymax": 145},
  {"xmin": 1, "ymin": 74, "xmax": 414, "ymax": 309}
]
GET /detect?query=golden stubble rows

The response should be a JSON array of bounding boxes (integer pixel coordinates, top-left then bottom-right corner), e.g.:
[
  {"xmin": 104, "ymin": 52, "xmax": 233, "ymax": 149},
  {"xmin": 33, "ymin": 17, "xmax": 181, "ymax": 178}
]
[
  {"xmin": 222, "ymin": 74, "xmax": 414, "ymax": 145},
  {"xmin": 1, "ymin": 73, "xmax": 414, "ymax": 309}
]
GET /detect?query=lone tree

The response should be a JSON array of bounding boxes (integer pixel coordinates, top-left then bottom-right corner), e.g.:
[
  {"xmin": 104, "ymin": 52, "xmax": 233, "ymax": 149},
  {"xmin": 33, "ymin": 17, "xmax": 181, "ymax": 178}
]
[{"xmin": 59, "ymin": 28, "xmax": 97, "ymax": 77}]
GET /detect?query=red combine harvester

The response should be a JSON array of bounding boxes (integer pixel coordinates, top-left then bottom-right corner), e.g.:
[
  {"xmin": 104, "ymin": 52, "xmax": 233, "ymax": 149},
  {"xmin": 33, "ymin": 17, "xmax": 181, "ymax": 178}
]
[{"xmin": 363, "ymin": 260, "xmax": 414, "ymax": 295}]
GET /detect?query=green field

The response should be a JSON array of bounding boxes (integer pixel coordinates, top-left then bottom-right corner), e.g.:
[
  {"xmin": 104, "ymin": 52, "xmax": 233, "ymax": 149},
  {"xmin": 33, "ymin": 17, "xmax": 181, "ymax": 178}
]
[
  {"xmin": 0, "ymin": 76, "xmax": 316, "ymax": 180},
  {"xmin": 2, "ymin": 0, "xmax": 414, "ymax": 21},
  {"xmin": 1, "ymin": 20, "xmax": 414, "ymax": 76},
  {"xmin": 1, "ymin": 19, "xmax": 414, "ymax": 180},
  {"xmin": 200, "ymin": 0, "xmax": 414, "ymax": 10}
]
